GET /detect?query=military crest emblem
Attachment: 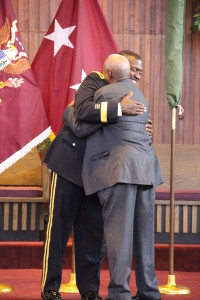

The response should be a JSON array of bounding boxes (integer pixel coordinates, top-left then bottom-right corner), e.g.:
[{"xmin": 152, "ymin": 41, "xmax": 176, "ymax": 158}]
[{"xmin": 0, "ymin": 17, "xmax": 30, "ymax": 94}]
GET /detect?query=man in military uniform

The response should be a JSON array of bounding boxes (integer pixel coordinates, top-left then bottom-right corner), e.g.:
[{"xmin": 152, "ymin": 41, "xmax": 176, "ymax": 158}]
[{"xmin": 41, "ymin": 51, "xmax": 150, "ymax": 300}]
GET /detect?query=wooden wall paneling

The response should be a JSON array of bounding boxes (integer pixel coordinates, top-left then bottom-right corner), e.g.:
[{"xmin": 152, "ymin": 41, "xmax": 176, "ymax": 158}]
[
  {"xmin": 183, "ymin": 205, "xmax": 188, "ymax": 233},
  {"xmin": 165, "ymin": 205, "xmax": 170, "ymax": 233},
  {"xmin": 192, "ymin": 35, "xmax": 200, "ymax": 144},
  {"xmin": 107, "ymin": 0, "xmax": 114, "ymax": 30},
  {"xmin": 123, "ymin": 0, "xmax": 129, "ymax": 34},
  {"xmin": 30, "ymin": 203, "xmax": 36, "ymax": 230},
  {"xmin": 186, "ymin": 0, "xmax": 193, "ymax": 35},
  {"xmin": 133, "ymin": 0, "xmax": 141, "ymax": 34},
  {"xmin": 49, "ymin": 0, "xmax": 61, "ymax": 22},
  {"xmin": 174, "ymin": 205, "xmax": 179, "ymax": 233},
  {"xmin": 28, "ymin": 31, "xmax": 39, "ymax": 65},
  {"xmin": 112, "ymin": 0, "xmax": 119, "ymax": 34},
  {"xmin": 39, "ymin": 204, "xmax": 44, "ymax": 230},
  {"xmin": 28, "ymin": 0, "xmax": 39, "ymax": 62},
  {"xmin": 159, "ymin": 35, "xmax": 167, "ymax": 144},
  {"xmin": 28, "ymin": 0, "xmax": 39, "ymax": 32},
  {"xmin": 123, "ymin": 34, "xmax": 130, "ymax": 51},
  {"xmin": 113, "ymin": 33, "xmax": 119, "ymax": 47},
  {"xmin": 144, "ymin": 0, "xmax": 151, "ymax": 34},
  {"xmin": 4, "ymin": 204, "xmax": 9, "ymax": 231},
  {"xmin": 160, "ymin": 19, "xmax": 171, "ymax": 144},
  {"xmin": 178, "ymin": 43, "xmax": 186, "ymax": 144},
  {"xmin": 150, "ymin": 0, "xmax": 156, "ymax": 34},
  {"xmin": 149, "ymin": 35, "xmax": 155, "ymax": 140},
  {"xmin": 17, "ymin": 0, "xmax": 29, "ymax": 31},
  {"xmin": 163, "ymin": 99, "xmax": 171, "ymax": 145},
  {"xmin": 139, "ymin": 0, "xmax": 145, "ymax": 34},
  {"xmin": 128, "ymin": 0, "xmax": 134, "ymax": 34},
  {"xmin": 116, "ymin": 34, "xmax": 121, "ymax": 50},
  {"xmin": 153, "ymin": 35, "xmax": 163, "ymax": 144},
  {"xmin": 183, "ymin": 35, "xmax": 193, "ymax": 144},
  {"xmin": 39, "ymin": 0, "xmax": 50, "ymax": 32},
  {"xmin": 154, "ymin": 0, "xmax": 162, "ymax": 34},
  {"xmin": 177, "ymin": 27, "xmax": 185, "ymax": 148},
  {"xmin": 22, "ymin": 203, "xmax": 27, "ymax": 230},
  {"xmin": 104, "ymin": 0, "xmax": 114, "ymax": 30},
  {"xmin": 161, "ymin": 0, "xmax": 167, "ymax": 34},
  {"xmin": 99, "ymin": 0, "xmax": 108, "ymax": 24},
  {"xmin": 13, "ymin": 203, "xmax": 18, "ymax": 230},
  {"xmin": 11, "ymin": 0, "xmax": 18, "ymax": 16},
  {"xmin": 128, "ymin": 0, "xmax": 135, "ymax": 34},
  {"xmin": 133, "ymin": 34, "xmax": 140, "ymax": 59},
  {"xmin": 138, "ymin": 34, "xmax": 145, "ymax": 93},
  {"xmin": 190, "ymin": 34, "xmax": 196, "ymax": 144},
  {"xmin": 38, "ymin": 32, "xmax": 45, "ymax": 51},
  {"xmin": 142, "ymin": 34, "xmax": 150, "ymax": 108},
  {"xmin": 191, "ymin": 206, "xmax": 197, "ymax": 233},
  {"xmin": 156, "ymin": 204, "xmax": 162, "ymax": 232}
]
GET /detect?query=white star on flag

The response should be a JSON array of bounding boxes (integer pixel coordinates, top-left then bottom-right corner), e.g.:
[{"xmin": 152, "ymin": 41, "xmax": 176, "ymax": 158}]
[
  {"xmin": 70, "ymin": 69, "xmax": 87, "ymax": 91},
  {"xmin": 45, "ymin": 19, "xmax": 76, "ymax": 56}
]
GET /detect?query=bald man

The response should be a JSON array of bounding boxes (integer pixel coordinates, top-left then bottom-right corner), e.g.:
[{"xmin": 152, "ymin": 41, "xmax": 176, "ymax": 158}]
[{"xmin": 76, "ymin": 54, "xmax": 163, "ymax": 300}]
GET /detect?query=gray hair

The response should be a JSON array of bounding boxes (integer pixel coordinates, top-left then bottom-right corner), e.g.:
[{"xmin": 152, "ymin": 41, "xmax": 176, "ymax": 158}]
[{"xmin": 104, "ymin": 54, "xmax": 130, "ymax": 81}]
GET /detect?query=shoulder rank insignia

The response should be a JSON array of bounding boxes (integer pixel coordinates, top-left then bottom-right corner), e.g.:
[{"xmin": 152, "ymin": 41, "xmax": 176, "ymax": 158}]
[{"xmin": 92, "ymin": 71, "xmax": 104, "ymax": 79}]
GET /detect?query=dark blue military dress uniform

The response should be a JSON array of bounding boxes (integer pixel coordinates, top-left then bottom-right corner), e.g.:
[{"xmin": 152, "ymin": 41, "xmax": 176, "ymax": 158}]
[{"xmin": 41, "ymin": 72, "xmax": 119, "ymax": 299}]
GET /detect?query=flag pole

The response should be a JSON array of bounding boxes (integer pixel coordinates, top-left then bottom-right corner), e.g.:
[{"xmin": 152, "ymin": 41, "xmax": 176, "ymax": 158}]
[
  {"xmin": 158, "ymin": 108, "xmax": 190, "ymax": 295},
  {"xmin": 59, "ymin": 227, "xmax": 79, "ymax": 294},
  {"xmin": 169, "ymin": 107, "xmax": 176, "ymax": 277},
  {"xmin": 0, "ymin": 284, "xmax": 13, "ymax": 293}
]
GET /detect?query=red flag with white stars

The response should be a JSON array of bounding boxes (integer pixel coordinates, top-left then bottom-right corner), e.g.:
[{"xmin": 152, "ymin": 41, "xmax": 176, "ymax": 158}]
[
  {"xmin": 32, "ymin": 0, "xmax": 119, "ymax": 135},
  {"xmin": 0, "ymin": 0, "xmax": 51, "ymax": 174}
]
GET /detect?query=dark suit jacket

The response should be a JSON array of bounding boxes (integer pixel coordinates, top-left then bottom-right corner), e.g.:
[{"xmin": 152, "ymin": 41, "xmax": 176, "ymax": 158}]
[
  {"xmin": 82, "ymin": 78, "xmax": 164, "ymax": 195},
  {"xmin": 44, "ymin": 72, "xmax": 119, "ymax": 187}
]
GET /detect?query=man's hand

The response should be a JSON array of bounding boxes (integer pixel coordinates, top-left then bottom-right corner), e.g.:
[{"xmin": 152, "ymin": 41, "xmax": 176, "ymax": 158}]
[
  {"xmin": 68, "ymin": 99, "xmax": 75, "ymax": 107},
  {"xmin": 120, "ymin": 92, "xmax": 147, "ymax": 115},
  {"xmin": 146, "ymin": 117, "xmax": 153, "ymax": 138}
]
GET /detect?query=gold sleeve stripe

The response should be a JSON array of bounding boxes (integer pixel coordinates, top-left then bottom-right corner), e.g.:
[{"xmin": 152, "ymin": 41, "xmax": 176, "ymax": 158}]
[
  {"xmin": 92, "ymin": 71, "xmax": 105, "ymax": 79},
  {"xmin": 101, "ymin": 102, "xmax": 108, "ymax": 123}
]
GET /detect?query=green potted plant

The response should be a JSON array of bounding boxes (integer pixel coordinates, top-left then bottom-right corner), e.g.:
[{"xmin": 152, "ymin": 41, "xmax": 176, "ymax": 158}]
[
  {"xmin": 37, "ymin": 137, "xmax": 51, "ymax": 161},
  {"xmin": 190, "ymin": 0, "xmax": 200, "ymax": 32}
]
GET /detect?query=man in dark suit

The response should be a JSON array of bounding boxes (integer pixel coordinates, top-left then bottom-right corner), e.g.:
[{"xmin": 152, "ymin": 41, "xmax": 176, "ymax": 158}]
[
  {"xmin": 73, "ymin": 54, "xmax": 163, "ymax": 300},
  {"xmin": 41, "ymin": 56, "xmax": 147, "ymax": 299}
]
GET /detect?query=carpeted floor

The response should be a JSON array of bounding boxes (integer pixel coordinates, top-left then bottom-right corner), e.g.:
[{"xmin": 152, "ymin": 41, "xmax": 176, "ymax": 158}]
[
  {"xmin": 0, "ymin": 242, "xmax": 200, "ymax": 272},
  {"xmin": 0, "ymin": 269, "xmax": 199, "ymax": 300}
]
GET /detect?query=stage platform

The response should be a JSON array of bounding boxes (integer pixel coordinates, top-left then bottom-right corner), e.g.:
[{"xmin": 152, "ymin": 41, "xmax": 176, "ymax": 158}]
[{"xmin": 0, "ymin": 241, "xmax": 199, "ymax": 272}]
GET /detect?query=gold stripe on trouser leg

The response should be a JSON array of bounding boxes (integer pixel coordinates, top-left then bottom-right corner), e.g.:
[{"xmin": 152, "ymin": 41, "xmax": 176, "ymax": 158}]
[
  {"xmin": 101, "ymin": 102, "xmax": 108, "ymax": 123},
  {"xmin": 42, "ymin": 172, "xmax": 57, "ymax": 292}
]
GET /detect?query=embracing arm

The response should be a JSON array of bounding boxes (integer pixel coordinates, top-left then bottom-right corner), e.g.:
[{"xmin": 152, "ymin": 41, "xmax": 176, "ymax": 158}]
[
  {"xmin": 66, "ymin": 72, "xmax": 153, "ymax": 137},
  {"xmin": 75, "ymin": 72, "xmax": 147, "ymax": 122},
  {"xmin": 75, "ymin": 72, "xmax": 119, "ymax": 123},
  {"xmin": 63, "ymin": 105, "xmax": 102, "ymax": 138}
]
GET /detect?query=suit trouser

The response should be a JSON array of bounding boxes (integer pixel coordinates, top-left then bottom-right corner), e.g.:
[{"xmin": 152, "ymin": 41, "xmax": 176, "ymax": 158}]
[
  {"xmin": 98, "ymin": 183, "xmax": 161, "ymax": 300},
  {"xmin": 42, "ymin": 172, "xmax": 105, "ymax": 295}
]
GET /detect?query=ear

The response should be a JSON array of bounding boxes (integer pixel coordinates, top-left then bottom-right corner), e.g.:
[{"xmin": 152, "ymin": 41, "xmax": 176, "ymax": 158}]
[
  {"xmin": 107, "ymin": 69, "xmax": 112, "ymax": 80},
  {"xmin": 103, "ymin": 69, "xmax": 111, "ymax": 82}
]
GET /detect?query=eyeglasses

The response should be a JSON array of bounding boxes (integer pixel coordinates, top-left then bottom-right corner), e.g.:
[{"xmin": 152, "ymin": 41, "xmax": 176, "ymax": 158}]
[{"xmin": 131, "ymin": 67, "xmax": 143, "ymax": 75}]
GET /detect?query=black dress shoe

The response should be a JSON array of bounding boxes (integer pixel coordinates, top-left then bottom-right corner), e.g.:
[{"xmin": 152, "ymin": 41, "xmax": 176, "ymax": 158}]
[
  {"xmin": 41, "ymin": 290, "xmax": 62, "ymax": 300},
  {"xmin": 81, "ymin": 291, "xmax": 102, "ymax": 300}
]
